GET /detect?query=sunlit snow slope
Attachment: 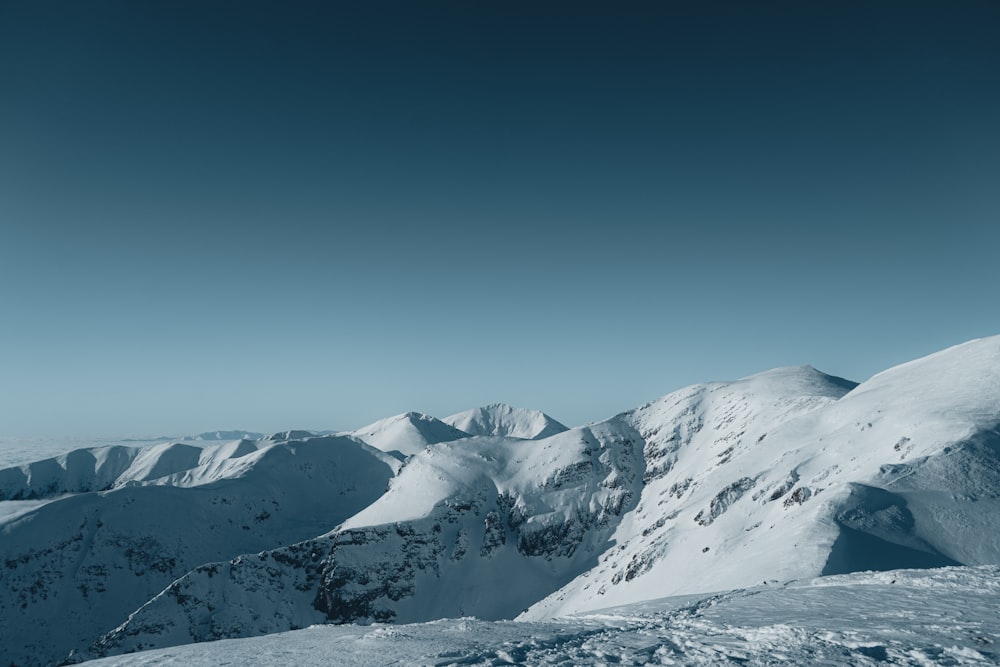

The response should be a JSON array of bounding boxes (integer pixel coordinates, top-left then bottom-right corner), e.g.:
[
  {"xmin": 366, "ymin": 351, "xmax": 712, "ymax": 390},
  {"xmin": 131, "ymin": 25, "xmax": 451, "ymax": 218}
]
[{"xmin": 526, "ymin": 338, "xmax": 1000, "ymax": 617}]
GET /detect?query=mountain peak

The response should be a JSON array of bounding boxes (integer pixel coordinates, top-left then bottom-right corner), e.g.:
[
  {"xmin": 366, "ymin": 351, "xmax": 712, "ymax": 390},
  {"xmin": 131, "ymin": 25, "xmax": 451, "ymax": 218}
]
[
  {"xmin": 733, "ymin": 365, "xmax": 858, "ymax": 398},
  {"xmin": 188, "ymin": 430, "xmax": 264, "ymax": 442},
  {"xmin": 261, "ymin": 429, "xmax": 316, "ymax": 442},
  {"xmin": 443, "ymin": 403, "xmax": 568, "ymax": 440},
  {"xmin": 345, "ymin": 412, "xmax": 469, "ymax": 456}
]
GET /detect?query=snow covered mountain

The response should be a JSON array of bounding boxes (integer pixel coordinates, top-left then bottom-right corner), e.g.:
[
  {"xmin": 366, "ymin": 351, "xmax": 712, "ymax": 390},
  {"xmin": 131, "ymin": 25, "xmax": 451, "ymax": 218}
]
[
  {"xmin": 0, "ymin": 433, "xmax": 323, "ymax": 500},
  {"xmin": 343, "ymin": 412, "xmax": 470, "ymax": 457},
  {"xmin": 185, "ymin": 430, "xmax": 264, "ymax": 441},
  {"xmin": 86, "ymin": 422, "xmax": 644, "ymax": 658},
  {"xmin": 525, "ymin": 338, "xmax": 1000, "ymax": 617},
  {"xmin": 443, "ymin": 403, "xmax": 568, "ymax": 439},
  {"xmin": 0, "ymin": 439, "xmax": 261, "ymax": 501},
  {"xmin": 5, "ymin": 336, "xmax": 1000, "ymax": 666},
  {"xmin": 0, "ymin": 435, "xmax": 398, "ymax": 667}
]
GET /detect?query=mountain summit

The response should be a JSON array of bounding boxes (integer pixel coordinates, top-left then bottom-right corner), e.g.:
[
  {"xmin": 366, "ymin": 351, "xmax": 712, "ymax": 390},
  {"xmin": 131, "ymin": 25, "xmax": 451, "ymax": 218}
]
[
  {"xmin": 443, "ymin": 403, "xmax": 568, "ymax": 440},
  {"xmin": 344, "ymin": 412, "xmax": 470, "ymax": 456}
]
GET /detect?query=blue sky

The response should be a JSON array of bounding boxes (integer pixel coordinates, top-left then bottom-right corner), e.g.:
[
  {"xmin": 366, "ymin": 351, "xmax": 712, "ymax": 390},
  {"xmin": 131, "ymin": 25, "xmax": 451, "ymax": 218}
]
[{"xmin": 1, "ymin": 1, "xmax": 998, "ymax": 436}]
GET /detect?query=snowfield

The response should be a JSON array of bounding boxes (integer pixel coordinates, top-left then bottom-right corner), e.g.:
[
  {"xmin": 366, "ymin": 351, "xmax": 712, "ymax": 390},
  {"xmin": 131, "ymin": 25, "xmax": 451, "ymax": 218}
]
[
  {"xmin": 3, "ymin": 340, "xmax": 1000, "ymax": 666},
  {"xmin": 75, "ymin": 566, "xmax": 1000, "ymax": 666}
]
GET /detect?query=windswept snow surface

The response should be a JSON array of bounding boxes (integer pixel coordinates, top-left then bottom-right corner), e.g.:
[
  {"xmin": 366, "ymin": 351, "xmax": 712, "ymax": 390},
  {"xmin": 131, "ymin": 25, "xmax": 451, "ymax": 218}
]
[
  {"xmin": 76, "ymin": 566, "xmax": 1000, "ymax": 666},
  {"xmin": 443, "ymin": 403, "xmax": 568, "ymax": 440}
]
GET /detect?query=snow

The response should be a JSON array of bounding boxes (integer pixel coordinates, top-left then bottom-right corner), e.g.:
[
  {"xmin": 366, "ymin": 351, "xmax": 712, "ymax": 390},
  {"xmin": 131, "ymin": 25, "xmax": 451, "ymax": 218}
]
[
  {"xmin": 0, "ymin": 496, "xmax": 63, "ymax": 523},
  {"xmin": 443, "ymin": 403, "xmax": 568, "ymax": 440},
  {"xmin": 343, "ymin": 412, "xmax": 470, "ymax": 456},
  {"xmin": 74, "ymin": 565, "xmax": 1000, "ymax": 666},
  {"xmin": 0, "ymin": 431, "xmax": 265, "ymax": 470},
  {"xmin": 5, "ymin": 336, "xmax": 1000, "ymax": 667},
  {"xmin": 188, "ymin": 430, "xmax": 264, "ymax": 441},
  {"xmin": 525, "ymin": 338, "xmax": 1000, "ymax": 617},
  {"xmin": 0, "ymin": 434, "xmax": 397, "ymax": 667},
  {"xmin": 0, "ymin": 436, "xmax": 169, "ymax": 469},
  {"xmin": 83, "ymin": 423, "xmax": 644, "ymax": 660}
]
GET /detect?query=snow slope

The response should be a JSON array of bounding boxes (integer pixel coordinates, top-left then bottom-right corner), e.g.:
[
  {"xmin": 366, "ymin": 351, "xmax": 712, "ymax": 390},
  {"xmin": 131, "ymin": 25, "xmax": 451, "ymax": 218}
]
[
  {"xmin": 0, "ymin": 438, "xmax": 277, "ymax": 501},
  {"xmin": 443, "ymin": 403, "xmax": 568, "ymax": 439},
  {"xmin": 75, "ymin": 565, "xmax": 1000, "ymax": 666},
  {"xmin": 344, "ymin": 412, "xmax": 470, "ymax": 457},
  {"xmin": 525, "ymin": 338, "xmax": 1000, "ymax": 617},
  {"xmin": 0, "ymin": 434, "xmax": 398, "ymax": 667}
]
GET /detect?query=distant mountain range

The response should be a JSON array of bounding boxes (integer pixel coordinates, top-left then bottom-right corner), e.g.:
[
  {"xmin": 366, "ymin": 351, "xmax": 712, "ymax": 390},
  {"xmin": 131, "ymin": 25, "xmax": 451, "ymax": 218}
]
[{"xmin": 3, "ymin": 338, "xmax": 1000, "ymax": 667}]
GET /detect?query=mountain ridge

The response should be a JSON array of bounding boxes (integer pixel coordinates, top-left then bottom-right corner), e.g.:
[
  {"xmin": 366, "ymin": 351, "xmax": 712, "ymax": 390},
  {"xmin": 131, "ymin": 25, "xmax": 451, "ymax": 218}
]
[
  {"xmin": 4, "ymin": 336, "xmax": 1000, "ymax": 666},
  {"xmin": 0, "ymin": 435, "xmax": 397, "ymax": 667}
]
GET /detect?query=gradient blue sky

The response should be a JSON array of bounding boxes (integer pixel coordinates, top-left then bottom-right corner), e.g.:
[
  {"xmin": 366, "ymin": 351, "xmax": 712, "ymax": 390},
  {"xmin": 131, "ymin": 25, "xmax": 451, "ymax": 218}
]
[{"xmin": 2, "ymin": 1, "xmax": 998, "ymax": 437}]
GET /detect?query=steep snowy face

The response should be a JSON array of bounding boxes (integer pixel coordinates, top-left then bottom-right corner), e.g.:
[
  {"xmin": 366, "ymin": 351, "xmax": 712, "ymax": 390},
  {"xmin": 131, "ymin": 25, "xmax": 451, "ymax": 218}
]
[
  {"xmin": 443, "ymin": 403, "xmax": 569, "ymax": 440},
  {"xmin": 321, "ymin": 422, "xmax": 644, "ymax": 623},
  {"xmin": 344, "ymin": 412, "xmax": 471, "ymax": 456},
  {"xmin": 519, "ymin": 366, "xmax": 857, "ymax": 617},
  {"xmin": 0, "ymin": 435, "xmax": 397, "ymax": 667},
  {"xmin": 622, "ymin": 365, "xmax": 857, "ymax": 491},
  {"xmin": 87, "ymin": 422, "xmax": 645, "ymax": 660},
  {"xmin": 525, "ymin": 339, "xmax": 1000, "ymax": 618}
]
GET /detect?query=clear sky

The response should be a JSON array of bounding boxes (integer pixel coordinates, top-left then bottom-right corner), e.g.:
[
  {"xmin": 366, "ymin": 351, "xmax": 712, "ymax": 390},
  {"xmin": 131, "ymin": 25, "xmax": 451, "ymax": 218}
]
[{"xmin": 1, "ymin": 1, "xmax": 998, "ymax": 437}]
